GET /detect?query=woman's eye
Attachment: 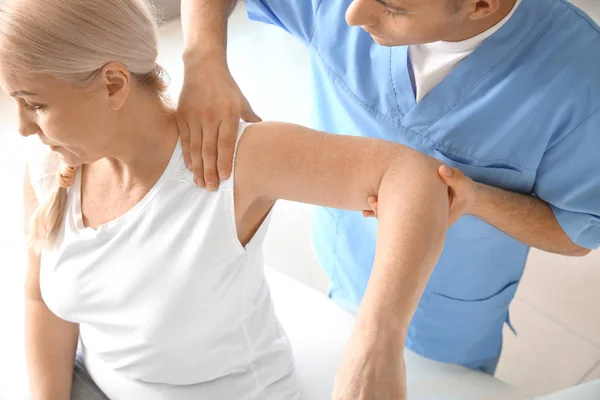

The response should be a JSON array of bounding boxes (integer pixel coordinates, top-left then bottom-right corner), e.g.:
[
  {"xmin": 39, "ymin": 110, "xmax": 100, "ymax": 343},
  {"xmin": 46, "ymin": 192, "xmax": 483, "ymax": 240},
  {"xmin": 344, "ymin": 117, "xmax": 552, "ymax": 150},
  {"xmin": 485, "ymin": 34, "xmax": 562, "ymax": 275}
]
[{"xmin": 24, "ymin": 103, "xmax": 45, "ymax": 112}]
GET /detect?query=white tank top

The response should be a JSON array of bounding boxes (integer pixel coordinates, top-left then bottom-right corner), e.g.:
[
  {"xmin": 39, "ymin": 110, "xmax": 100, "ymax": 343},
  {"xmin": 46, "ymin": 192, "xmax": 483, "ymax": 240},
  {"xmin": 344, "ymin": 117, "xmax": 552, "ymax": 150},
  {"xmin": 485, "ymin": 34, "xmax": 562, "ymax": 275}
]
[{"xmin": 27, "ymin": 123, "xmax": 300, "ymax": 399}]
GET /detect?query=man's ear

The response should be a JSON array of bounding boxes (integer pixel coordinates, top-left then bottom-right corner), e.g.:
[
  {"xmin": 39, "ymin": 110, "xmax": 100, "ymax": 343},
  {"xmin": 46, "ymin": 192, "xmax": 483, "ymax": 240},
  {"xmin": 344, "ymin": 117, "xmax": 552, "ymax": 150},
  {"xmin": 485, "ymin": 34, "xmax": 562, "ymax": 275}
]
[{"xmin": 465, "ymin": 0, "xmax": 502, "ymax": 21}]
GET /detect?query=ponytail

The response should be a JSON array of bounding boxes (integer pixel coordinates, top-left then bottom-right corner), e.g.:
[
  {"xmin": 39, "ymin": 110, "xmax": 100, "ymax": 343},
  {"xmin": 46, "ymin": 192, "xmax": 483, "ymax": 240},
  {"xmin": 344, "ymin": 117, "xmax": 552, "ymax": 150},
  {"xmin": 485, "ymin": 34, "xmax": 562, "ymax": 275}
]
[{"xmin": 29, "ymin": 164, "xmax": 76, "ymax": 252}]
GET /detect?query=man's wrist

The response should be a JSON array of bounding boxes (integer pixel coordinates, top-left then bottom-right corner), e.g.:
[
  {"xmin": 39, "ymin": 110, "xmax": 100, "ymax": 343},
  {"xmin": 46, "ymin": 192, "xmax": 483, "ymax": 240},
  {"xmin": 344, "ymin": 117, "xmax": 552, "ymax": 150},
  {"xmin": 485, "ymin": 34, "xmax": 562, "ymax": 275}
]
[
  {"xmin": 182, "ymin": 46, "xmax": 228, "ymax": 70},
  {"xmin": 470, "ymin": 182, "xmax": 490, "ymax": 219}
]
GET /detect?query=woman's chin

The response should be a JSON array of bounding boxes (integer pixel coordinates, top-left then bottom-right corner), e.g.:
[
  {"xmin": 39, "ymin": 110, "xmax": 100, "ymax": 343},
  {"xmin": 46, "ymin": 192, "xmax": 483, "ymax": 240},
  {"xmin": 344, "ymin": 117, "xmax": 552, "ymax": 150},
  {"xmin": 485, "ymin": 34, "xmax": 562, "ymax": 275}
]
[{"xmin": 55, "ymin": 150, "xmax": 82, "ymax": 167}]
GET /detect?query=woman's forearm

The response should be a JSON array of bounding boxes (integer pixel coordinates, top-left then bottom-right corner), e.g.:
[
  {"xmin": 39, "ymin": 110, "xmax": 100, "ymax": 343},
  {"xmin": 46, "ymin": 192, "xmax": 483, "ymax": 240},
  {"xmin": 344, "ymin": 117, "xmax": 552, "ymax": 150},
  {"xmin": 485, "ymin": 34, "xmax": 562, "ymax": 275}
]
[
  {"xmin": 358, "ymin": 156, "xmax": 449, "ymax": 338},
  {"xmin": 26, "ymin": 298, "xmax": 79, "ymax": 400}
]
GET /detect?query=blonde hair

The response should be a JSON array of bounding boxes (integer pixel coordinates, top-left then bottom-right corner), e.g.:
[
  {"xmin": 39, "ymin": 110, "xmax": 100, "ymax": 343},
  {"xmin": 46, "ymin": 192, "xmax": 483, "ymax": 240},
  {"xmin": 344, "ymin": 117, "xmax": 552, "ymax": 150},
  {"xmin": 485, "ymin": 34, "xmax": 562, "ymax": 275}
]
[{"xmin": 0, "ymin": 0, "xmax": 168, "ymax": 251}]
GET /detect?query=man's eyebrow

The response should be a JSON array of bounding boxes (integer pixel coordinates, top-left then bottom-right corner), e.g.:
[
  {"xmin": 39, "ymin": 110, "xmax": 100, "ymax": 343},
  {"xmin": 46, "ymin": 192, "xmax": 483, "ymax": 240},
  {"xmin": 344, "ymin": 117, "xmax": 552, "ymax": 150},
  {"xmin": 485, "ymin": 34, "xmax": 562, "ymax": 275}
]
[
  {"xmin": 375, "ymin": 0, "xmax": 410, "ymax": 12},
  {"xmin": 10, "ymin": 90, "xmax": 38, "ymax": 97}
]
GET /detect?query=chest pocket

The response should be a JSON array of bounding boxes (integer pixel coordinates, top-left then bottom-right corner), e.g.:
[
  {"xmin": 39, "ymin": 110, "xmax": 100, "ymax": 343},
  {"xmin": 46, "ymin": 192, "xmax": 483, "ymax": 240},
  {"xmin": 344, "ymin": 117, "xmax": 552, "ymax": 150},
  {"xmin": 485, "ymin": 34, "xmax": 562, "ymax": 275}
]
[
  {"xmin": 434, "ymin": 149, "xmax": 522, "ymax": 240},
  {"xmin": 433, "ymin": 149, "xmax": 522, "ymax": 189}
]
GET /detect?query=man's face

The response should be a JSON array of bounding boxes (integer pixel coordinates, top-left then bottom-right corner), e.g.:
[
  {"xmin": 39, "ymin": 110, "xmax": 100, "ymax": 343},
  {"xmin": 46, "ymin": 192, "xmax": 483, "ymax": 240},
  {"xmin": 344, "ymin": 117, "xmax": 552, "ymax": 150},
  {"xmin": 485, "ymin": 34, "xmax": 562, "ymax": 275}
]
[{"xmin": 346, "ymin": 0, "xmax": 470, "ymax": 46}]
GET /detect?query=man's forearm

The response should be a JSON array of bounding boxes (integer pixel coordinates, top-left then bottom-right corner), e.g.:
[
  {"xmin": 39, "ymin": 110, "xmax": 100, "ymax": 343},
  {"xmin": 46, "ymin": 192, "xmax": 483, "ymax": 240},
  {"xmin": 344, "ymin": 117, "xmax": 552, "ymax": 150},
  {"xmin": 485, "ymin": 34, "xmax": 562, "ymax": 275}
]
[
  {"xmin": 472, "ymin": 183, "xmax": 590, "ymax": 256},
  {"xmin": 181, "ymin": 0, "xmax": 238, "ymax": 66}
]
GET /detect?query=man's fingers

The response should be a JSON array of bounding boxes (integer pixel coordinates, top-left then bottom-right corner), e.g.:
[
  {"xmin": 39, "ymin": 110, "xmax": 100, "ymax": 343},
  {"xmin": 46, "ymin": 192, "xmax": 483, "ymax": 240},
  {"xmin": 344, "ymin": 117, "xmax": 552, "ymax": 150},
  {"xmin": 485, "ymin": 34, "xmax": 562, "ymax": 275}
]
[
  {"xmin": 362, "ymin": 210, "xmax": 376, "ymax": 218},
  {"xmin": 367, "ymin": 196, "xmax": 379, "ymax": 218},
  {"xmin": 177, "ymin": 117, "xmax": 192, "ymax": 171},
  {"xmin": 202, "ymin": 123, "xmax": 219, "ymax": 191},
  {"xmin": 362, "ymin": 195, "xmax": 379, "ymax": 219},
  {"xmin": 216, "ymin": 118, "xmax": 239, "ymax": 181},
  {"xmin": 189, "ymin": 125, "xmax": 205, "ymax": 187}
]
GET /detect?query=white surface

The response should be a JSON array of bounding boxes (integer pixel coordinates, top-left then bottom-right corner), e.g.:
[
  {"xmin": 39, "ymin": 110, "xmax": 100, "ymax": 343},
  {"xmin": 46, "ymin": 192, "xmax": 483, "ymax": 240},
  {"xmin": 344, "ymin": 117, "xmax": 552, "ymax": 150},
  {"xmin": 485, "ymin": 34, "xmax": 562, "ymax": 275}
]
[
  {"xmin": 268, "ymin": 268, "xmax": 528, "ymax": 400},
  {"xmin": 535, "ymin": 379, "xmax": 600, "ymax": 400}
]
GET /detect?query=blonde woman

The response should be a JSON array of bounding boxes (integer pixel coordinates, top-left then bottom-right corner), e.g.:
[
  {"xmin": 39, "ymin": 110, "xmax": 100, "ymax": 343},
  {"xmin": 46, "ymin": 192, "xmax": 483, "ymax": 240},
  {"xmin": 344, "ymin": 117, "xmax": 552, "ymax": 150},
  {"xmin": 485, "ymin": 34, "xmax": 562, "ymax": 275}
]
[{"xmin": 0, "ymin": 0, "xmax": 472, "ymax": 399}]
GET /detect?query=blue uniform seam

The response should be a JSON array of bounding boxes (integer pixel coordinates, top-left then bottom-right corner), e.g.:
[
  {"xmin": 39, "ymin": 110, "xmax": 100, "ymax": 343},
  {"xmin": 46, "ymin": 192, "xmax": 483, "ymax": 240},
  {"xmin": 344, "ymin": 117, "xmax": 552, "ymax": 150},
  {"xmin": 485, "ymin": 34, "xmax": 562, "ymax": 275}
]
[
  {"xmin": 308, "ymin": 0, "xmax": 325, "ymax": 43},
  {"xmin": 544, "ymin": 105, "xmax": 600, "ymax": 154},
  {"xmin": 309, "ymin": 44, "xmax": 439, "ymax": 148},
  {"xmin": 310, "ymin": 46, "xmax": 410, "ymax": 124},
  {"xmin": 252, "ymin": 1, "xmax": 291, "ymax": 37},
  {"xmin": 306, "ymin": 6, "xmax": 553, "ymax": 171},
  {"xmin": 389, "ymin": 48, "xmax": 403, "ymax": 118},
  {"xmin": 558, "ymin": 0, "xmax": 600, "ymax": 36},
  {"xmin": 432, "ymin": 144, "xmax": 537, "ymax": 172},
  {"xmin": 309, "ymin": 44, "xmax": 538, "ymax": 171},
  {"xmin": 417, "ymin": 2, "xmax": 556, "ymax": 141}
]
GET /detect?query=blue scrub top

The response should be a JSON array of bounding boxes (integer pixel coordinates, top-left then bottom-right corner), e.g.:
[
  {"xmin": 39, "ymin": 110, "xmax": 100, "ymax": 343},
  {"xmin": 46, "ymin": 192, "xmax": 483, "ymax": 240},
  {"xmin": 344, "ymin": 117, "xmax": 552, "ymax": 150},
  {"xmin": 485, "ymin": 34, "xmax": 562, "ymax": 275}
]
[{"xmin": 244, "ymin": 0, "xmax": 600, "ymax": 369}]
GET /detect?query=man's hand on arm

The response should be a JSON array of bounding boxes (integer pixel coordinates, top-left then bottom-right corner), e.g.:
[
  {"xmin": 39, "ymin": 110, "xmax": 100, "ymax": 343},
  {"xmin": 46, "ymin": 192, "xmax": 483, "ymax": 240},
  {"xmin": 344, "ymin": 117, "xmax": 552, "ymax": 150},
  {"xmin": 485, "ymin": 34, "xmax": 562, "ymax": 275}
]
[
  {"xmin": 437, "ymin": 165, "xmax": 591, "ymax": 256},
  {"xmin": 364, "ymin": 164, "xmax": 590, "ymax": 256},
  {"xmin": 179, "ymin": 0, "xmax": 260, "ymax": 190}
]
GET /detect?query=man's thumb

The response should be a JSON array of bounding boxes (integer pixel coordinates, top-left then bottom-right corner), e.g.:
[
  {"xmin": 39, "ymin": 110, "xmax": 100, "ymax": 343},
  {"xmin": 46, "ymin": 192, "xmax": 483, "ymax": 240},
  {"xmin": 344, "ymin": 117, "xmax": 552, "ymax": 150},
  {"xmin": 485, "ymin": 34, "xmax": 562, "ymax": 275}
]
[
  {"xmin": 439, "ymin": 165, "xmax": 454, "ymax": 178},
  {"xmin": 242, "ymin": 105, "xmax": 262, "ymax": 123}
]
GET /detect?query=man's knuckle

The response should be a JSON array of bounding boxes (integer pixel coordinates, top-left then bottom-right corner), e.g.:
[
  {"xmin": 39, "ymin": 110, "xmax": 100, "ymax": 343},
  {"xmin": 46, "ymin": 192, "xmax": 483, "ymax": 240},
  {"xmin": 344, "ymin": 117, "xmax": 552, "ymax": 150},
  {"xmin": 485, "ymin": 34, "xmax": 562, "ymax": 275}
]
[
  {"xmin": 202, "ymin": 145, "xmax": 217, "ymax": 156},
  {"xmin": 204, "ymin": 171, "xmax": 218, "ymax": 181},
  {"xmin": 190, "ymin": 144, "xmax": 202, "ymax": 153},
  {"xmin": 218, "ymin": 140, "xmax": 235, "ymax": 150},
  {"xmin": 200, "ymin": 107, "xmax": 220, "ymax": 120}
]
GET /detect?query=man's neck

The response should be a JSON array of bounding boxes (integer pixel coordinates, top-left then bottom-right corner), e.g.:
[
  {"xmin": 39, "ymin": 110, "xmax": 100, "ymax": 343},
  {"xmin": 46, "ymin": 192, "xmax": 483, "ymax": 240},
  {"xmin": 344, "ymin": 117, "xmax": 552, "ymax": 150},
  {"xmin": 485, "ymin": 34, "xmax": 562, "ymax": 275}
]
[{"xmin": 444, "ymin": 0, "xmax": 518, "ymax": 42}]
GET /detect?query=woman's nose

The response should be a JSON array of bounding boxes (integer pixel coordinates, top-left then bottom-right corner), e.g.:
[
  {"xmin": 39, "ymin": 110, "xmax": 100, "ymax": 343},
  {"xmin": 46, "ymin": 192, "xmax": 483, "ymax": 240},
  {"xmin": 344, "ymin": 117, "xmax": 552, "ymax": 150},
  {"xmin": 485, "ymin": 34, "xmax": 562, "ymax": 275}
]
[
  {"xmin": 346, "ymin": 0, "xmax": 379, "ymax": 27},
  {"xmin": 18, "ymin": 111, "xmax": 40, "ymax": 138}
]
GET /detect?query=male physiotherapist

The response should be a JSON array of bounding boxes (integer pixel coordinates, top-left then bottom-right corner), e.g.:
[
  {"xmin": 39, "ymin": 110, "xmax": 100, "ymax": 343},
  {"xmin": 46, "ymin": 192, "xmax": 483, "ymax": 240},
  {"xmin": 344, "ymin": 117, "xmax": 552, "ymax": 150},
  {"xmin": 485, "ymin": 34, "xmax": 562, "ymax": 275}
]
[{"xmin": 177, "ymin": 0, "xmax": 600, "ymax": 398}]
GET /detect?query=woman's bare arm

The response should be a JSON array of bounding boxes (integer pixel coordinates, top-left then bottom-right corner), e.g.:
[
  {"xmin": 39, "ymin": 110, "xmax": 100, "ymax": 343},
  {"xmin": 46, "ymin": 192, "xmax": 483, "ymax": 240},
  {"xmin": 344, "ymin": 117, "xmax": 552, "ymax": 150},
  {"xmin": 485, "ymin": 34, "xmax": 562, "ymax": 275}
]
[
  {"xmin": 233, "ymin": 121, "xmax": 451, "ymax": 398},
  {"xmin": 23, "ymin": 165, "xmax": 79, "ymax": 400},
  {"xmin": 234, "ymin": 121, "xmax": 449, "ymax": 332}
]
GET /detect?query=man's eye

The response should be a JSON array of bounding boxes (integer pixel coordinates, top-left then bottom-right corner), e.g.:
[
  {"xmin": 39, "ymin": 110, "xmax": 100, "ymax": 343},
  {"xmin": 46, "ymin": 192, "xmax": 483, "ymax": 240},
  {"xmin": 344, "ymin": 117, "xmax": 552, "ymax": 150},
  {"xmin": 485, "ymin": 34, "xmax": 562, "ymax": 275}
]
[{"xmin": 383, "ymin": 8, "xmax": 408, "ymax": 18}]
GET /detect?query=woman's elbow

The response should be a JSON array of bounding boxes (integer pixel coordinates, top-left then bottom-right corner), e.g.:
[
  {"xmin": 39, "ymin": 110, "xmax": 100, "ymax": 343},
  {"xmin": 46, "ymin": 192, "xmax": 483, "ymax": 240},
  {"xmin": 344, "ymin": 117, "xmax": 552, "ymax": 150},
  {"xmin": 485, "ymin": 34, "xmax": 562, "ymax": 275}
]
[
  {"xmin": 393, "ymin": 149, "xmax": 446, "ymax": 191},
  {"xmin": 385, "ymin": 149, "xmax": 449, "ymax": 207}
]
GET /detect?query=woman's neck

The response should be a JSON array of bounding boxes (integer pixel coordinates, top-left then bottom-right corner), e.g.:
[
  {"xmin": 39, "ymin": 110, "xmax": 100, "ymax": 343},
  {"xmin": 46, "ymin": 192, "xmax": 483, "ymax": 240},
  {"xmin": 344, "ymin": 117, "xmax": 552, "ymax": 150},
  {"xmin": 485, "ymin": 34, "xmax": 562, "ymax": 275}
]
[{"xmin": 86, "ymin": 94, "xmax": 180, "ymax": 191}]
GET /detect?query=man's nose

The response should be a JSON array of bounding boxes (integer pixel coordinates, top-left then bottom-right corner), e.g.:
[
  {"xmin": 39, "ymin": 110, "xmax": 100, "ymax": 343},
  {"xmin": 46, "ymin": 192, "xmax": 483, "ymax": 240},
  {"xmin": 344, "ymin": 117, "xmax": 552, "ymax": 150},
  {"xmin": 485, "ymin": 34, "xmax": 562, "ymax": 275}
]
[{"xmin": 346, "ymin": 0, "xmax": 379, "ymax": 27}]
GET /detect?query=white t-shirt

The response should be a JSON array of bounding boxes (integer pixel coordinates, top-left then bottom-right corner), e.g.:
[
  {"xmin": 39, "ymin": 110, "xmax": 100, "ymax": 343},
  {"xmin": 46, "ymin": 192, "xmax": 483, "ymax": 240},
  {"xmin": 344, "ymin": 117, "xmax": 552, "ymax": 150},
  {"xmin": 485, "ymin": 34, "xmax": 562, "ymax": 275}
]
[
  {"xmin": 28, "ymin": 123, "xmax": 300, "ymax": 400},
  {"xmin": 408, "ymin": 0, "xmax": 522, "ymax": 103}
]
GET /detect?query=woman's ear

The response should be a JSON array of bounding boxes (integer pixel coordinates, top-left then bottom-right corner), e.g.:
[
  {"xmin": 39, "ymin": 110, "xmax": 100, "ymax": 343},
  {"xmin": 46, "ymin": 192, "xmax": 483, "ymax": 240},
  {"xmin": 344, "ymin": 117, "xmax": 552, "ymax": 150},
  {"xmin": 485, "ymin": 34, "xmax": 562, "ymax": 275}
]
[
  {"xmin": 99, "ymin": 62, "xmax": 130, "ymax": 111},
  {"xmin": 466, "ymin": 0, "xmax": 501, "ymax": 21}
]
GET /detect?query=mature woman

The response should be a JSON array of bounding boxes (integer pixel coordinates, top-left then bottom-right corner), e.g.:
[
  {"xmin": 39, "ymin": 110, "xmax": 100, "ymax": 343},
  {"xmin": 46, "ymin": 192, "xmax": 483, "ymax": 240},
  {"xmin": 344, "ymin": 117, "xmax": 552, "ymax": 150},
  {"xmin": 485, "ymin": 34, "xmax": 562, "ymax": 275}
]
[{"xmin": 0, "ymin": 0, "xmax": 467, "ymax": 399}]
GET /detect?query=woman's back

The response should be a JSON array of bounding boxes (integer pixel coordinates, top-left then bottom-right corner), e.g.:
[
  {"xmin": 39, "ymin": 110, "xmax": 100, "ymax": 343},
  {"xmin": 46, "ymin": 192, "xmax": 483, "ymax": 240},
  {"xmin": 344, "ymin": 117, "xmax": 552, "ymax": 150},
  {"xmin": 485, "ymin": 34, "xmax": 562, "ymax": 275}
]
[{"xmin": 27, "ymin": 130, "xmax": 299, "ymax": 399}]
